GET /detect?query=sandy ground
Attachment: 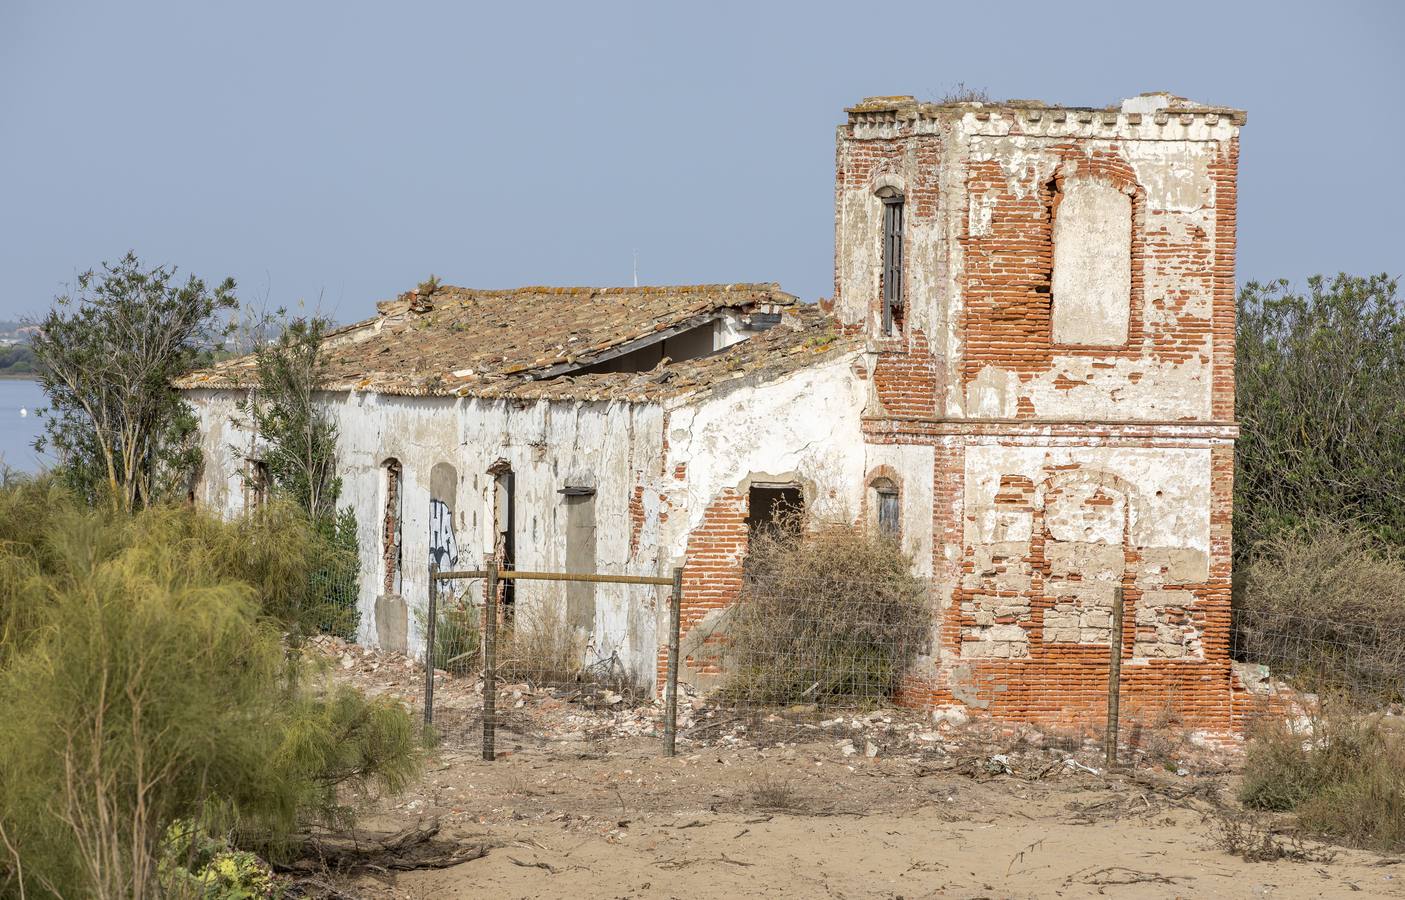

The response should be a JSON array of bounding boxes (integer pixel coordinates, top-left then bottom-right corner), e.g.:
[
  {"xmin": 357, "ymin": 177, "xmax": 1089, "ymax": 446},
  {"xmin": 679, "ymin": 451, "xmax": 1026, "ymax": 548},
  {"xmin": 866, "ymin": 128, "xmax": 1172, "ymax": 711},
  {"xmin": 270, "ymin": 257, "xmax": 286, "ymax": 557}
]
[{"xmin": 305, "ymin": 639, "xmax": 1405, "ymax": 900}]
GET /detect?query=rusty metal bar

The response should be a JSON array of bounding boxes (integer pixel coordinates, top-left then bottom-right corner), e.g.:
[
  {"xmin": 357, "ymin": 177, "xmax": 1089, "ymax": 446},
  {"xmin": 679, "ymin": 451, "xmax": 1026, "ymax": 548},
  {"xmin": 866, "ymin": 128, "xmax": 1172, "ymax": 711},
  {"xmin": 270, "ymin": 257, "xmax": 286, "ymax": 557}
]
[
  {"xmin": 435, "ymin": 568, "xmax": 673, "ymax": 586},
  {"xmin": 482, "ymin": 559, "xmax": 498, "ymax": 762},
  {"xmin": 664, "ymin": 566, "xmax": 683, "ymax": 757},
  {"xmin": 432, "ymin": 569, "xmax": 487, "ymax": 580},
  {"xmin": 424, "ymin": 559, "xmax": 438, "ymax": 728},
  {"xmin": 1105, "ymin": 585, "xmax": 1125, "ymax": 769}
]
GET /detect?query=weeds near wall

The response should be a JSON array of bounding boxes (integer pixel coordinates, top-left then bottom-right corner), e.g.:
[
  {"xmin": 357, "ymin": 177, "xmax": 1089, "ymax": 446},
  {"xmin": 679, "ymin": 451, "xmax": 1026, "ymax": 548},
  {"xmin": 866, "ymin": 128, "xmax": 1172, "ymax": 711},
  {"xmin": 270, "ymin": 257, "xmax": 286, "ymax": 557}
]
[
  {"xmin": 1234, "ymin": 521, "xmax": 1405, "ymax": 703},
  {"xmin": 1239, "ymin": 707, "xmax": 1405, "ymax": 853},
  {"xmin": 718, "ymin": 519, "xmax": 930, "ymax": 707},
  {"xmin": 431, "ymin": 599, "xmax": 481, "ymax": 676},
  {"xmin": 497, "ymin": 606, "xmax": 589, "ymax": 688}
]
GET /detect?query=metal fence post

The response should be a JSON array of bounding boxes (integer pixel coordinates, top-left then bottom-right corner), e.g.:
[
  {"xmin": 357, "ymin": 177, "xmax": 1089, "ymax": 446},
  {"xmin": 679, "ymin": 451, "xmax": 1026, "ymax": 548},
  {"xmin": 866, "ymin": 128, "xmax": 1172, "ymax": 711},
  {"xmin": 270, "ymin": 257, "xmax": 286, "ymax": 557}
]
[
  {"xmin": 1105, "ymin": 585, "xmax": 1125, "ymax": 769},
  {"xmin": 664, "ymin": 566, "xmax": 683, "ymax": 757},
  {"xmin": 482, "ymin": 558, "xmax": 499, "ymax": 762},
  {"xmin": 424, "ymin": 561, "xmax": 438, "ymax": 728}
]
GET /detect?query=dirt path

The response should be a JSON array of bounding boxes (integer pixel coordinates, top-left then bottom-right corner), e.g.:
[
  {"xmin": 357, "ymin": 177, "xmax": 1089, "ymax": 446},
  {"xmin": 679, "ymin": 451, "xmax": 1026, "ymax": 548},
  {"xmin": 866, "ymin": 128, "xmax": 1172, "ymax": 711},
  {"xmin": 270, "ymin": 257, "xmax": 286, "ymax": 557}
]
[
  {"xmin": 298, "ymin": 640, "xmax": 1402, "ymax": 898},
  {"xmin": 339, "ymin": 739, "xmax": 1403, "ymax": 899}
]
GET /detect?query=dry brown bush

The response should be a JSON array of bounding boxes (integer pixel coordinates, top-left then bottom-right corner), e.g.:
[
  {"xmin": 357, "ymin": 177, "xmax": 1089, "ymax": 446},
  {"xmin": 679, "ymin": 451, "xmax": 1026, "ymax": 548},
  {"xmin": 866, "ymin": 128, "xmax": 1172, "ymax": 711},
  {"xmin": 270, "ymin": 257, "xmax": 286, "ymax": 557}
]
[
  {"xmin": 1207, "ymin": 810, "xmax": 1335, "ymax": 863},
  {"xmin": 1240, "ymin": 706, "xmax": 1405, "ymax": 852},
  {"xmin": 496, "ymin": 605, "xmax": 587, "ymax": 687},
  {"xmin": 1235, "ymin": 521, "xmax": 1405, "ymax": 701},
  {"xmin": 719, "ymin": 518, "xmax": 931, "ymax": 706}
]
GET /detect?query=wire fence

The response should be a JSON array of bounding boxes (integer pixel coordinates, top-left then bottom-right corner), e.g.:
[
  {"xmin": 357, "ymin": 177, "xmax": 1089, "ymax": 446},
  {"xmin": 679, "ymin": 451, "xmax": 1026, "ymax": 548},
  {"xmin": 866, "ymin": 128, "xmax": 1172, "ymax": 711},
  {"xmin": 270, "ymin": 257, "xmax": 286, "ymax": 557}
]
[
  {"xmin": 423, "ymin": 564, "xmax": 682, "ymax": 759},
  {"xmin": 701, "ymin": 572, "xmax": 933, "ymax": 710},
  {"xmin": 404, "ymin": 560, "xmax": 1405, "ymax": 764},
  {"xmin": 1232, "ymin": 608, "xmax": 1405, "ymax": 707},
  {"xmin": 304, "ymin": 540, "xmax": 360, "ymax": 639}
]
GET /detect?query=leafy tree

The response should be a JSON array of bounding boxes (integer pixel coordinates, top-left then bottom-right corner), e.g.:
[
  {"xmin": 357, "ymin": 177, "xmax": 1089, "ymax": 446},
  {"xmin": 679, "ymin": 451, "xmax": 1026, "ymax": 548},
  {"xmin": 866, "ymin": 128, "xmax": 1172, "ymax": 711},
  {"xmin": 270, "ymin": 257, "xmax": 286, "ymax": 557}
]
[
  {"xmin": 30, "ymin": 253, "xmax": 236, "ymax": 511},
  {"xmin": 1235, "ymin": 274, "xmax": 1405, "ymax": 556},
  {"xmin": 0, "ymin": 485, "xmax": 422, "ymax": 899},
  {"xmin": 234, "ymin": 317, "xmax": 340, "ymax": 521},
  {"xmin": 231, "ymin": 315, "xmax": 360, "ymax": 638}
]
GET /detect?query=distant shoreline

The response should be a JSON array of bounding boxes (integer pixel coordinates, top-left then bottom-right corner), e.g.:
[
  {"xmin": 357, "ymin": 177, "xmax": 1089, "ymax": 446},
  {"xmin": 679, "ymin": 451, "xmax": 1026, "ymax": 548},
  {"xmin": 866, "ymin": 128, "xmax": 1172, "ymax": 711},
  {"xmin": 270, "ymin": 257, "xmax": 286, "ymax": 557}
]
[{"xmin": 0, "ymin": 374, "xmax": 37, "ymax": 381}]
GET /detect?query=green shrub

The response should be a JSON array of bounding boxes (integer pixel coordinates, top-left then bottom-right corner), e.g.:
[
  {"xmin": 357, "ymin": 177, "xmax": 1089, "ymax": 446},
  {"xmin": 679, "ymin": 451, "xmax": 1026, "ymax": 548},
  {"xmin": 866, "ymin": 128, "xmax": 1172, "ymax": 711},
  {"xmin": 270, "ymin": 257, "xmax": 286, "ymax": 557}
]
[
  {"xmin": 0, "ymin": 489, "xmax": 420, "ymax": 899},
  {"xmin": 430, "ymin": 598, "xmax": 481, "ymax": 676},
  {"xmin": 159, "ymin": 822, "xmax": 284, "ymax": 899},
  {"xmin": 1235, "ymin": 274, "xmax": 1405, "ymax": 557},
  {"xmin": 718, "ymin": 520, "xmax": 930, "ymax": 706}
]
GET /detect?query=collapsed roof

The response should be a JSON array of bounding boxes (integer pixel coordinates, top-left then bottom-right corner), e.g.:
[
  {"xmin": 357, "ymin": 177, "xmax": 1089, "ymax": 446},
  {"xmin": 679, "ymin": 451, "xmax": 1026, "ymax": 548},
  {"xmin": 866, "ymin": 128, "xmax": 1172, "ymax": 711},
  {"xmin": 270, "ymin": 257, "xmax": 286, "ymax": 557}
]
[{"xmin": 176, "ymin": 283, "xmax": 856, "ymax": 403}]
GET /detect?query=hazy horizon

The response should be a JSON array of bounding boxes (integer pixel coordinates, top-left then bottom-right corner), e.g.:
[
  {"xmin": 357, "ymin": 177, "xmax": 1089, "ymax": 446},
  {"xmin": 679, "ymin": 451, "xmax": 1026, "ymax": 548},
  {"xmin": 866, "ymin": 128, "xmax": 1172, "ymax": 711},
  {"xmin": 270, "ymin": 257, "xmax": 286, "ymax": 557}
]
[{"xmin": 2, "ymin": 1, "xmax": 1401, "ymax": 324}]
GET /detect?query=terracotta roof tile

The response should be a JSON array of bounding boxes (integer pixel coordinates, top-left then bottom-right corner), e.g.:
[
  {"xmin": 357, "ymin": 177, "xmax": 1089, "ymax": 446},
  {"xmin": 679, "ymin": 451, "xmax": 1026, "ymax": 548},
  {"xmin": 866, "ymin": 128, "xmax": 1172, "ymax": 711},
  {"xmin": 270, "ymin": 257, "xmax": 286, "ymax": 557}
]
[{"xmin": 175, "ymin": 283, "xmax": 851, "ymax": 402}]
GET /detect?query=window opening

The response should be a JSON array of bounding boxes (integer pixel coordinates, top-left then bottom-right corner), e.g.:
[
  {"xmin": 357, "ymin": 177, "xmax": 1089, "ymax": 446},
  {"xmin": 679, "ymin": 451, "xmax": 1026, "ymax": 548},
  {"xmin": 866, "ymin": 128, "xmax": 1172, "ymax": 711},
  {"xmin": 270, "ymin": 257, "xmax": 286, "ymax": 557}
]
[
  {"xmin": 382, "ymin": 459, "xmax": 403, "ymax": 595},
  {"xmin": 747, "ymin": 484, "xmax": 804, "ymax": 538},
  {"xmin": 873, "ymin": 478, "xmax": 900, "ymax": 538},
  {"xmin": 881, "ymin": 192, "xmax": 905, "ymax": 335},
  {"xmin": 246, "ymin": 459, "xmax": 270, "ymax": 510},
  {"xmin": 493, "ymin": 467, "xmax": 516, "ymax": 615}
]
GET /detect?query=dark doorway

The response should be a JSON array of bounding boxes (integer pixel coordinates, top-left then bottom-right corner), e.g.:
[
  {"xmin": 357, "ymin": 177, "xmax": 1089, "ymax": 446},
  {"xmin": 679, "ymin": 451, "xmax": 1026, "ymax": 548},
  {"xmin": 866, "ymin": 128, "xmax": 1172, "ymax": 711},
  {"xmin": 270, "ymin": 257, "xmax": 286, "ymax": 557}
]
[{"xmin": 494, "ymin": 467, "xmax": 516, "ymax": 615}]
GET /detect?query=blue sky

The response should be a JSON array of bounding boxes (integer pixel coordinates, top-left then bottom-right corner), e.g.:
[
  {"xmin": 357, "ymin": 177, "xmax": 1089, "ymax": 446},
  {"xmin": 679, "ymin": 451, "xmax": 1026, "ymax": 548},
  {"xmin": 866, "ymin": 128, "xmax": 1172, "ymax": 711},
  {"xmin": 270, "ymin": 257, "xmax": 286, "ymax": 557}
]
[{"xmin": 1, "ymin": 0, "xmax": 1400, "ymax": 323}]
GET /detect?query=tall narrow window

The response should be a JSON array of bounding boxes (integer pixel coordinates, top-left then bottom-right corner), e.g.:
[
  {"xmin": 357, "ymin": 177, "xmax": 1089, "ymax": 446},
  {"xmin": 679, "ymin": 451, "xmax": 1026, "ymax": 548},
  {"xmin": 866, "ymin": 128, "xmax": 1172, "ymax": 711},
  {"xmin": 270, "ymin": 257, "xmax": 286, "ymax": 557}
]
[
  {"xmin": 562, "ymin": 486, "xmax": 597, "ymax": 632},
  {"xmin": 382, "ymin": 459, "xmax": 403, "ymax": 596},
  {"xmin": 246, "ymin": 459, "xmax": 270, "ymax": 510},
  {"xmin": 880, "ymin": 190, "xmax": 904, "ymax": 335},
  {"xmin": 873, "ymin": 478, "xmax": 900, "ymax": 538},
  {"xmin": 492, "ymin": 465, "xmax": 516, "ymax": 615}
]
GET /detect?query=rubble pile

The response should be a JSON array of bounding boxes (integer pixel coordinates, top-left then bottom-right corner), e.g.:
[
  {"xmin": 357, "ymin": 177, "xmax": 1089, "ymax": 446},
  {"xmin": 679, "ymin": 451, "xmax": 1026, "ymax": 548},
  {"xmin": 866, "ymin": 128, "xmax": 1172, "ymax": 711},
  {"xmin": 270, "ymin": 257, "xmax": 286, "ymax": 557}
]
[{"xmin": 305, "ymin": 635, "xmax": 1236, "ymax": 775}]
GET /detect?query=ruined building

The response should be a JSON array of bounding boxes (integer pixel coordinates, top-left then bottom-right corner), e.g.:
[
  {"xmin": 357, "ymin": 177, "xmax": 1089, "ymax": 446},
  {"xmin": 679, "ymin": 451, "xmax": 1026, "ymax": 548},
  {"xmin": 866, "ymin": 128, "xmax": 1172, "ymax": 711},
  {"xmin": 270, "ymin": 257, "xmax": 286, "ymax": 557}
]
[{"xmin": 180, "ymin": 91, "xmax": 1247, "ymax": 733}]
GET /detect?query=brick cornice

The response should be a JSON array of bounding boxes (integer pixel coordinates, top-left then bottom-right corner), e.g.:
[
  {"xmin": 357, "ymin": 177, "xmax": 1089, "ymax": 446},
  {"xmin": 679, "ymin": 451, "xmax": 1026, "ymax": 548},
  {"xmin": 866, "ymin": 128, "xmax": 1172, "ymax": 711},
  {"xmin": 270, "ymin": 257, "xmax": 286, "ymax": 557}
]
[{"xmin": 861, "ymin": 416, "xmax": 1238, "ymax": 443}]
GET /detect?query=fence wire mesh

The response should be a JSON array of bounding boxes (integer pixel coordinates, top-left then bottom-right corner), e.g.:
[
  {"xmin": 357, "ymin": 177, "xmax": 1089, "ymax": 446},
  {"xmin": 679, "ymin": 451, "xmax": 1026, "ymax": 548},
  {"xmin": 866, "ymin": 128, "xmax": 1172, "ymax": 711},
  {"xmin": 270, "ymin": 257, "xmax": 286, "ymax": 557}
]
[
  {"xmin": 1232, "ymin": 608, "xmax": 1405, "ymax": 707},
  {"xmin": 422, "ymin": 570, "xmax": 677, "ymax": 754},
  {"xmin": 701, "ymin": 573, "xmax": 934, "ymax": 710},
  {"xmin": 306, "ymin": 540, "xmax": 360, "ymax": 639}
]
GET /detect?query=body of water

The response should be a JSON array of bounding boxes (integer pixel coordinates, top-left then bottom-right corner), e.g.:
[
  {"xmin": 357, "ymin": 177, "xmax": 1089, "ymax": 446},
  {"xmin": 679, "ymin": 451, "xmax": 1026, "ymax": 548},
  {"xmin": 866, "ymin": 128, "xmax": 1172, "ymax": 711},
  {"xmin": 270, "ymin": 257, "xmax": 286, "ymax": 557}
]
[{"xmin": 0, "ymin": 379, "xmax": 48, "ymax": 473}]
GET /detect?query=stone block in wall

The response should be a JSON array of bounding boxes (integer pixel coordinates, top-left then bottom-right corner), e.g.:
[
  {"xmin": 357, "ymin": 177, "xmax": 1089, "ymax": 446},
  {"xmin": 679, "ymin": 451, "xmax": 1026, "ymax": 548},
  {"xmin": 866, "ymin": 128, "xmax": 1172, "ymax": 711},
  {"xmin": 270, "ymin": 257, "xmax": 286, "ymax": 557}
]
[
  {"xmin": 1043, "ymin": 580, "xmax": 1116, "ymax": 645},
  {"xmin": 1045, "ymin": 540, "xmax": 1124, "ymax": 580},
  {"xmin": 1136, "ymin": 548, "xmax": 1210, "ymax": 586}
]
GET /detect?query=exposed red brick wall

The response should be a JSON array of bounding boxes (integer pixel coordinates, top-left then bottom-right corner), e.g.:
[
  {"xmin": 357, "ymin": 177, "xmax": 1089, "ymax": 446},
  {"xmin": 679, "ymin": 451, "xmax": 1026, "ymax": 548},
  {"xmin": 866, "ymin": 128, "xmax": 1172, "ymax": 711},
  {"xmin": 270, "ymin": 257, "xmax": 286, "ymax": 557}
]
[
  {"xmin": 870, "ymin": 329, "xmax": 943, "ymax": 419},
  {"xmin": 1210, "ymin": 137, "xmax": 1240, "ymax": 422},
  {"xmin": 656, "ymin": 489, "xmax": 750, "ymax": 687},
  {"xmin": 955, "ymin": 143, "xmax": 1230, "ymax": 412},
  {"xmin": 627, "ymin": 485, "xmax": 645, "ymax": 558}
]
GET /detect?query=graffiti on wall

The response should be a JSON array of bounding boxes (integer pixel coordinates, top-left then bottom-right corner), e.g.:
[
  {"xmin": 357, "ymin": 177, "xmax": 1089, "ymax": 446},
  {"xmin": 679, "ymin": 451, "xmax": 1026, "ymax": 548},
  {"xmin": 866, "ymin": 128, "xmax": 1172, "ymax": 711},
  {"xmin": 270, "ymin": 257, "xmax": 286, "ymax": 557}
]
[{"xmin": 429, "ymin": 499, "xmax": 458, "ymax": 572}]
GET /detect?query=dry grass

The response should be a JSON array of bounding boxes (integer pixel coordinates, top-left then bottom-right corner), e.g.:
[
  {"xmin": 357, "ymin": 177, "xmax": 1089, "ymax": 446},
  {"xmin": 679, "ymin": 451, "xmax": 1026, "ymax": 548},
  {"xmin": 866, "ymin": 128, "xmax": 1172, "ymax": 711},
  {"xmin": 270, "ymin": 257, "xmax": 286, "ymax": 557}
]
[
  {"xmin": 496, "ymin": 606, "xmax": 587, "ymax": 687},
  {"xmin": 743, "ymin": 772, "xmax": 804, "ymax": 812},
  {"xmin": 1235, "ymin": 522, "xmax": 1405, "ymax": 702},
  {"xmin": 1207, "ymin": 810, "xmax": 1336, "ymax": 863},
  {"xmin": 1240, "ymin": 707, "xmax": 1405, "ymax": 852},
  {"xmin": 937, "ymin": 81, "xmax": 992, "ymax": 104},
  {"xmin": 718, "ymin": 517, "xmax": 930, "ymax": 707}
]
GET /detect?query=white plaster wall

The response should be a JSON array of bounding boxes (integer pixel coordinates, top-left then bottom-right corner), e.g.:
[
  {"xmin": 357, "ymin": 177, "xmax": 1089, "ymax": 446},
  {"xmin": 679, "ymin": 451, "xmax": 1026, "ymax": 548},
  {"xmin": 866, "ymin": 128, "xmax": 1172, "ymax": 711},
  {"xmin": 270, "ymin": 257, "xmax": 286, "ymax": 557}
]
[
  {"xmin": 1051, "ymin": 180, "xmax": 1132, "ymax": 346},
  {"xmin": 861, "ymin": 442, "xmax": 936, "ymax": 576},
  {"xmin": 964, "ymin": 445, "xmax": 1212, "ymax": 553},
  {"xmin": 185, "ymin": 388, "xmax": 668, "ymax": 680},
  {"xmin": 660, "ymin": 354, "xmax": 868, "ymax": 560}
]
